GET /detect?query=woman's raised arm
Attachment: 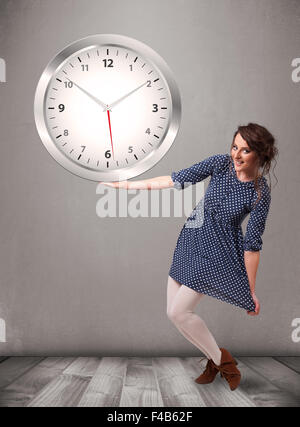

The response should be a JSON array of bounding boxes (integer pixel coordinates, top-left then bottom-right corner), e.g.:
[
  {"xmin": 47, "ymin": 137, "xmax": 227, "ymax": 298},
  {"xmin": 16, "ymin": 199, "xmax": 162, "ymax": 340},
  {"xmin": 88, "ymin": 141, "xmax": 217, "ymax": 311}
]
[{"xmin": 99, "ymin": 176, "xmax": 174, "ymax": 190}]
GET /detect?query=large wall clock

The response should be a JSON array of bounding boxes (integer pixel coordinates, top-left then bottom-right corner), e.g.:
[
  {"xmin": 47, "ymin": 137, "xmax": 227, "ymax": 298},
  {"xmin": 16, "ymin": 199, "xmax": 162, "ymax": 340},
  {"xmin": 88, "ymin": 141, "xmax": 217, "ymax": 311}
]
[{"xmin": 34, "ymin": 34, "xmax": 181, "ymax": 182}]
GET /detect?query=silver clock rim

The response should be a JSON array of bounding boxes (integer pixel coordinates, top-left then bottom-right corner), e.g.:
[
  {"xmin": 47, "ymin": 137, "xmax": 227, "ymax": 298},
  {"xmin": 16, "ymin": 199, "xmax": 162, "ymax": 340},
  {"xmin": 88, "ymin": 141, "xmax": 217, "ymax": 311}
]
[{"xmin": 34, "ymin": 34, "xmax": 181, "ymax": 182}]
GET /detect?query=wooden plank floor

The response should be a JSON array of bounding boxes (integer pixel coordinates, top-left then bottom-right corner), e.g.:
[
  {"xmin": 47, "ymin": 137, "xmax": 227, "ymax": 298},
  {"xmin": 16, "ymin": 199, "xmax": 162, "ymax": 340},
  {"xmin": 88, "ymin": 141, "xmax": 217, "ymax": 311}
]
[{"xmin": 0, "ymin": 357, "xmax": 299, "ymax": 407}]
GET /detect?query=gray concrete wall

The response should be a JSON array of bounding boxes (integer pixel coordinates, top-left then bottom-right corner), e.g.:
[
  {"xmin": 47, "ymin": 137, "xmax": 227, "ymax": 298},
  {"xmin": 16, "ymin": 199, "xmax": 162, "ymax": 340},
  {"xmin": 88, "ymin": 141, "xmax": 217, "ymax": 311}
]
[{"xmin": 0, "ymin": 0, "xmax": 299, "ymax": 355}]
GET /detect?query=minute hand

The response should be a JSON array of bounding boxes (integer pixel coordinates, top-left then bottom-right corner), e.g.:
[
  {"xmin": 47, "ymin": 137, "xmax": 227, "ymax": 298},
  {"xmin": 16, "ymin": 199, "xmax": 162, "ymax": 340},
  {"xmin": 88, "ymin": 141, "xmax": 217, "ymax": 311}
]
[
  {"xmin": 107, "ymin": 81, "xmax": 148, "ymax": 111},
  {"xmin": 67, "ymin": 78, "xmax": 108, "ymax": 110}
]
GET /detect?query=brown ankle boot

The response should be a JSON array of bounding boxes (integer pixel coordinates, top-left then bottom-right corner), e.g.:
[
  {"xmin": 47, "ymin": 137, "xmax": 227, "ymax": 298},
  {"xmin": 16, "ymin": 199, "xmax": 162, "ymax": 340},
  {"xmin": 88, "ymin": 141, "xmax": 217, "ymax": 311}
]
[
  {"xmin": 215, "ymin": 348, "xmax": 241, "ymax": 391},
  {"xmin": 194, "ymin": 358, "xmax": 219, "ymax": 384},
  {"xmin": 194, "ymin": 354, "xmax": 238, "ymax": 385}
]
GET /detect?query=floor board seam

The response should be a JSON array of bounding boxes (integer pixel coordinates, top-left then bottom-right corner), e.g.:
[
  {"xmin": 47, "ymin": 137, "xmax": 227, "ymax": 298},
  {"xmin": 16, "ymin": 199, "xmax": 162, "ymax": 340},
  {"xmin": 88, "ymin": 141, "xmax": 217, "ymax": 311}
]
[{"xmin": 0, "ymin": 357, "xmax": 47, "ymax": 391}]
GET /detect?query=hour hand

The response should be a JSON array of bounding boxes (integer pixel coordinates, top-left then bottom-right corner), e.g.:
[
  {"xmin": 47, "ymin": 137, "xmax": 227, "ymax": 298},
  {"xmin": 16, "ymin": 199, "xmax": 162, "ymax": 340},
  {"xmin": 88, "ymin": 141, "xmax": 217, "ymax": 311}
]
[{"xmin": 67, "ymin": 78, "xmax": 108, "ymax": 110}]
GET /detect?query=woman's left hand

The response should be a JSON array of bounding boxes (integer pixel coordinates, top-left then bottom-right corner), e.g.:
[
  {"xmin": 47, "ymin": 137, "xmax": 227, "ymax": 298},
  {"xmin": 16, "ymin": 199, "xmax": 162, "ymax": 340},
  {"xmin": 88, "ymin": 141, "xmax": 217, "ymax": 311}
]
[{"xmin": 247, "ymin": 293, "xmax": 260, "ymax": 316}]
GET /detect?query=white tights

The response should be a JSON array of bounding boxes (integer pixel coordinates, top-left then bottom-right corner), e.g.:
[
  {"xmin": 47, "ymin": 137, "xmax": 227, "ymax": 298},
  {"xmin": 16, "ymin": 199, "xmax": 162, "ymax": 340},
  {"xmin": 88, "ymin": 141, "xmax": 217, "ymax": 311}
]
[{"xmin": 167, "ymin": 275, "xmax": 222, "ymax": 366}]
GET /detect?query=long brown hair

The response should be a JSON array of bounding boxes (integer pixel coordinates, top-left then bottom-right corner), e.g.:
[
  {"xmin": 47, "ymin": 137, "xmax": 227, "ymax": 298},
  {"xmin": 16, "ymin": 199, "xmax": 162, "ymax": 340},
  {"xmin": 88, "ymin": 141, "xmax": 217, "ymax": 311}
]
[{"xmin": 229, "ymin": 123, "xmax": 278, "ymax": 207}]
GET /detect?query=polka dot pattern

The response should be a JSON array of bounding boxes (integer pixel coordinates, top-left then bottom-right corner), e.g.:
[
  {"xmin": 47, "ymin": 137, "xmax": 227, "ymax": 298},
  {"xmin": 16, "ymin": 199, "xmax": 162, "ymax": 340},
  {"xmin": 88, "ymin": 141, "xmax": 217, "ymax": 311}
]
[{"xmin": 169, "ymin": 153, "xmax": 271, "ymax": 312}]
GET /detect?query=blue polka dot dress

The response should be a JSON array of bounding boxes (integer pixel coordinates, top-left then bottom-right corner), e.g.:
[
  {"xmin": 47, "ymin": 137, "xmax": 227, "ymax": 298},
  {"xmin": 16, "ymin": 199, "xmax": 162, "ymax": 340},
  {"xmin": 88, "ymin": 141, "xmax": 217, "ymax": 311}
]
[{"xmin": 169, "ymin": 153, "xmax": 271, "ymax": 312}]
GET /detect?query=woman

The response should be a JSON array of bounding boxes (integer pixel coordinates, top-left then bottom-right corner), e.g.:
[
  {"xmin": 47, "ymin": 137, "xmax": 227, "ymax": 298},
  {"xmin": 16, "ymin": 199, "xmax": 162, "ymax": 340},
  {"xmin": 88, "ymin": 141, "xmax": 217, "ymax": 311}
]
[{"xmin": 100, "ymin": 122, "xmax": 278, "ymax": 391}]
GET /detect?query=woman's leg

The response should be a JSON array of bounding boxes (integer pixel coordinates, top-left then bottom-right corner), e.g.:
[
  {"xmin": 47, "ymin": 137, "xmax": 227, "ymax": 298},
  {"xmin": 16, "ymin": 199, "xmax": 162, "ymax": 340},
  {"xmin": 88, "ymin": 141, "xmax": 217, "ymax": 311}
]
[
  {"xmin": 167, "ymin": 276, "xmax": 222, "ymax": 366},
  {"xmin": 167, "ymin": 276, "xmax": 211, "ymax": 359}
]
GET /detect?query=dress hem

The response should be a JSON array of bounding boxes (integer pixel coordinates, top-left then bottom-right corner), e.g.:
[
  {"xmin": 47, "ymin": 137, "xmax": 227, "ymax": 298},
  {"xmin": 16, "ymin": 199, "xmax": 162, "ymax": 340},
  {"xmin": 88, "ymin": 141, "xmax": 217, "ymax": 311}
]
[{"xmin": 168, "ymin": 272, "xmax": 256, "ymax": 312}]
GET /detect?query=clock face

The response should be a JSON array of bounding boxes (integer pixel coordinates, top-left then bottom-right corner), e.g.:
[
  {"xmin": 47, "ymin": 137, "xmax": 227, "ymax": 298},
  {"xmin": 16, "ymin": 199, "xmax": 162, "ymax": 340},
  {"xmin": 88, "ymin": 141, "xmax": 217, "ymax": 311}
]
[{"xmin": 34, "ymin": 34, "xmax": 181, "ymax": 181}]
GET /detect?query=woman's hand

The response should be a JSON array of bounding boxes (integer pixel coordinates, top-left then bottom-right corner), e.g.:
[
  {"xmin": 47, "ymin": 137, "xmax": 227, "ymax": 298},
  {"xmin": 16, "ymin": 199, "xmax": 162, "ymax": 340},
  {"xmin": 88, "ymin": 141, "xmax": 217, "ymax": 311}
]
[
  {"xmin": 99, "ymin": 181, "xmax": 129, "ymax": 189},
  {"xmin": 99, "ymin": 176, "xmax": 174, "ymax": 190},
  {"xmin": 247, "ymin": 292, "xmax": 260, "ymax": 316}
]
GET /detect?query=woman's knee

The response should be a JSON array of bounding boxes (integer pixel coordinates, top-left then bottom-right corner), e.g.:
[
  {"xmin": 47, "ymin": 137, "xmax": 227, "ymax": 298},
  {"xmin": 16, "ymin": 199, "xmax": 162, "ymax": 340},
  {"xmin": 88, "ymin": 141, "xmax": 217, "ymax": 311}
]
[{"xmin": 167, "ymin": 305, "xmax": 187, "ymax": 324}]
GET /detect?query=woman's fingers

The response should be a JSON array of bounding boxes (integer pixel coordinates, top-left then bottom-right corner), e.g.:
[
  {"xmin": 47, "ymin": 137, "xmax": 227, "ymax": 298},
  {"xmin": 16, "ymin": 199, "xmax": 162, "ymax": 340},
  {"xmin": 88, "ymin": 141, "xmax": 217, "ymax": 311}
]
[
  {"xmin": 246, "ymin": 293, "xmax": 260, "ymax": 316},
  {"xmin": 247, "ymin": 301, "xmax": 260, "ymax": 316},
  {"xmin": 99, "ymin": 181, "xmax": 128, "ymax": 188},
  {"xmin": 253, "ymin": 295, "xmax": 260, "ymax": 315},
  {"xmin": 104, "ymin": 182, "xmax": 117, "ymax": 187},
  {"xmin": 256, "ymin": 302, "xmax": 260, "ymax": 315},
  {"xmin": 99, "ymin": 182, "xmax": 114, "ymax": 187}
]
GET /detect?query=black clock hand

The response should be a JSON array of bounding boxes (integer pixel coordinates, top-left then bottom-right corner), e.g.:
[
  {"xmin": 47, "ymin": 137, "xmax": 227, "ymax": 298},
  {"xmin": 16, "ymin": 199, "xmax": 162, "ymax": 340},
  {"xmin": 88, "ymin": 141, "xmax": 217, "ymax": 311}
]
[{"xmin": 67, "ymin": 78, "xmax": 108, "ymax": 110}]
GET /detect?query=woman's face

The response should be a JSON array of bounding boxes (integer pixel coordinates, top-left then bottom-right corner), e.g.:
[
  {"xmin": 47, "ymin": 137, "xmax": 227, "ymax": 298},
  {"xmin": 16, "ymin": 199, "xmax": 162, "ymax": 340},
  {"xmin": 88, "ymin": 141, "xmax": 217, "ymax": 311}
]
[{"xmin": 231, "ymin": 133, "xmax": 259, "ymax": 176}]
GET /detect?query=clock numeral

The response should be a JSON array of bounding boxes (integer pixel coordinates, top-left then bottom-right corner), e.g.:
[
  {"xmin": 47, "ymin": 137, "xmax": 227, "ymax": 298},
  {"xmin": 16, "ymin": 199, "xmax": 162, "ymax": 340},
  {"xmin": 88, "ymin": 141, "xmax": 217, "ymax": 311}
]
[
  {"xmin": 103, "ymin": 59, "xmax": 113, "ymax": 68},
  {"xmin": 128, "ymin": 146, "xmax": 133, "ymax": 153},
  {"xmin": 105, "ymin": 150, "xmax": 112, "ymax": 158},
  {"xmin": 152, "ymin": 104, "xmax": 158, "ymax": 112},
  {"xmin": 64, "ymin": 129, "xmax": 69, "ymax": 136},
  {"xmin": 58, "ymin": 104, "xmax": 65, "ymax": 112},
  {"xmin": 64, "ymin": 81, "xmax": 73, "ymax": 88},
  {"xmin": 147, "ymin": 80, "xmax": 151, "ymax": 87},
  {"xmin": 145, "ymin": 128, "xmax": 151, "ymax": 134},
  {"xmin": 81, "ymin": 64, "xmax": 89, "ymax": 71},
  {"xmin": 129, "ymin": 64, "xmax": 133, "ymax": 71},
  {"xmin": 81, "ymin": 145, "xmax": 86, "ymax": 152}
]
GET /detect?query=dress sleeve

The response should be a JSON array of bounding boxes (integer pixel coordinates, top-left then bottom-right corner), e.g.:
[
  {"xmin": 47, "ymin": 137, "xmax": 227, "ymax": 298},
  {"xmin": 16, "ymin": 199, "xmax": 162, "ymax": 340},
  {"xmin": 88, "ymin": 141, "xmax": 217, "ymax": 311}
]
[
  {"xmin": 171, "ymin": 154, "xmax": 227, "ymax": 190},
  {"xmin": 243, "ymin": 182, "xmax": 271, "ymax": 251}
]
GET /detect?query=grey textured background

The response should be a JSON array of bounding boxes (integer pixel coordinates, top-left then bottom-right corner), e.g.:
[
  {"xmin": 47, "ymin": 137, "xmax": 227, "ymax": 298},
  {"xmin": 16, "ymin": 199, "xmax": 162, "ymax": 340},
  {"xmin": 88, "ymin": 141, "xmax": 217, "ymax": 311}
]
[{"xmin": 0, "ymin": 0, "xmax": 299, "ymax": 356}]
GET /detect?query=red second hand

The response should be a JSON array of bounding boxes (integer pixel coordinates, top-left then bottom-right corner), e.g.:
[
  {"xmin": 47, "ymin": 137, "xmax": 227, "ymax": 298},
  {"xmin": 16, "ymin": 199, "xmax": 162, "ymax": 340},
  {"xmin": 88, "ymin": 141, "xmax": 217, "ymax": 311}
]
[{"xmin": 107, "ymin": 109, "xmax": 115, "ymax": 160}]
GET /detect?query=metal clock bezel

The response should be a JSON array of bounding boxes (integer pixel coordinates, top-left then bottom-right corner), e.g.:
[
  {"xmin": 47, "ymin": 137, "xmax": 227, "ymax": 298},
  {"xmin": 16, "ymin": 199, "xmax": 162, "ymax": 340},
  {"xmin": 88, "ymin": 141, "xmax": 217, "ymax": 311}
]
[{"xmin": 34, "ymin": 34, "xmax": 181, "ymax": 182}]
